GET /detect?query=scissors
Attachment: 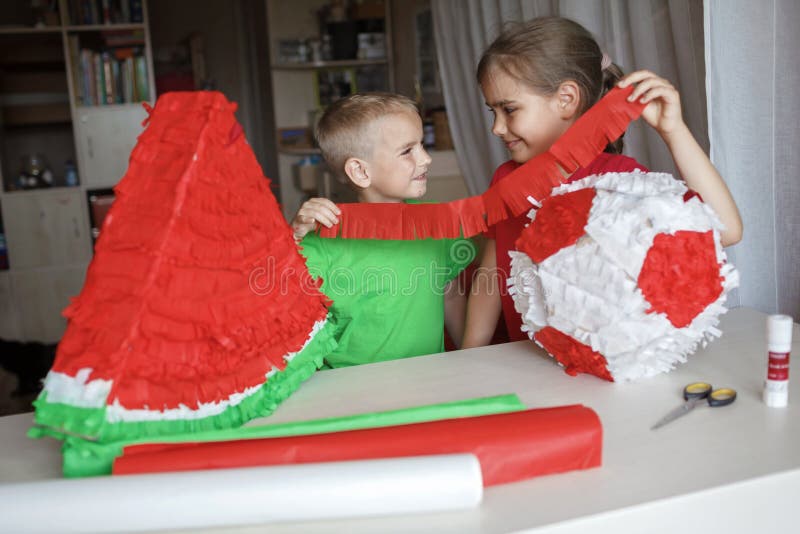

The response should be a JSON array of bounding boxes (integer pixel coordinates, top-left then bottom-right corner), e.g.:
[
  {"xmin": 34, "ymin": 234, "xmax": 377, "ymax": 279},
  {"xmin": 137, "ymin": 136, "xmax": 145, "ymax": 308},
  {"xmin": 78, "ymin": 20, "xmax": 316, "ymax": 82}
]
[{"xmin": 651, "ymin": 382, "xmax": 737, "ymax": 430}]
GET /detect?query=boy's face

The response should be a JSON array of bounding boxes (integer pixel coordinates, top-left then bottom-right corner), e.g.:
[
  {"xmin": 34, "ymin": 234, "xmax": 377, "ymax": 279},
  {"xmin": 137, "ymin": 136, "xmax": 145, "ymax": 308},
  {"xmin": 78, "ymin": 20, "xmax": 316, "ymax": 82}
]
[{"xmin": 359, "ymin": 111, "xmax": 431, "ymax": 203}]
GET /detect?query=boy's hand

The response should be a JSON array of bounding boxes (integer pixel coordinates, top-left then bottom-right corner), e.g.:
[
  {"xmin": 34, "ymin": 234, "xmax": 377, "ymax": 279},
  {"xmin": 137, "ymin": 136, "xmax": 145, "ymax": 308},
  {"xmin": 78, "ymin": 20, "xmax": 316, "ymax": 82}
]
[
  {"xmin": 291, "ymin": 197, "xmax": 341, "ymax": 241},
  {"xmin": 618, "ymin": 70, "xmax": 685, "ymax": 139}
]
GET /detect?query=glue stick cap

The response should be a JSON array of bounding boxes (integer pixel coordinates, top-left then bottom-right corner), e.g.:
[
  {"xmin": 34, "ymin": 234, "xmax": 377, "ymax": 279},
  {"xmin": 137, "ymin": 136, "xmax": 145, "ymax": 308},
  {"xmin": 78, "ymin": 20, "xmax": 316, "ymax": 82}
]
[
  {"xmin": 767, "ymin": 314, "xmax": 793, "ymax": 351},
  {"xmin": 764, "ymin": 387, "xmax": 788, "ymax": 407}
]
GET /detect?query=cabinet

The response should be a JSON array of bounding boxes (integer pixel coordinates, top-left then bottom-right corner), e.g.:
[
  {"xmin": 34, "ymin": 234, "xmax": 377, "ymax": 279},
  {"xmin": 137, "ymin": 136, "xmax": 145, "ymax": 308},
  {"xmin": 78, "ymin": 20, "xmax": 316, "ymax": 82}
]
[
  {"xmin": 266, "ymin": 0, "xmax": 395, "ymax": 219},
  {"xmin": 73, "ymin": 104, "xmax": 146, "ymax": 188},
  {"xmin": 1, "ymin": 189, "xmax": 91, "ymax": 269},
  {"xmin": 0, "ymin": 0, "xmax": 155, "ymax": 342}
]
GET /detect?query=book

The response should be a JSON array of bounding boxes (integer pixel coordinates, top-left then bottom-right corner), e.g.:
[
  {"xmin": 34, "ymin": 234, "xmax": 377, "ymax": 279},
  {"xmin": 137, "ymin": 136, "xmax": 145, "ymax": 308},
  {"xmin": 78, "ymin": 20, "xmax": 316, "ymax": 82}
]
[
  {"xmin": 134, "ymin": 54, "xmax": 149, "ymax": 102},
  {"xmin": 89, "ymin": 0, "xmax": 100, "ymax": 25},
  {"xmin": 120, "ymin": 0, "xmax": 130, "ymax": 23},
  {"xmin": 130, "ymin": 0, "xmax": 143, "ymax": 23},
  {"xmin": 111, "ymin": 58, "xmax": 121, "ymax": 103},
  {"xmin": 94, "ymin": 53, "xmax": 105, "ymax": 105},
  {"xmin": 80, "ymin": 50, "xmax": 94, "ymax": 105},
  {"xmin": 68, "ymin": 35, "xmax": 82, "ymax": 105},
  {"xmin": 102, "ymin": 52, "xmax": 114, "ymax": 104},
  {"xmin": 122, "ymin": 57, "xmax": 134, "ymax": 103},
  {"xmin": 80, "ymin": 0, "xmax": 92, "ymax": 24},
  {"xmin": 102, "ymin": 0, "xmax": 111, "ymax": 24}
]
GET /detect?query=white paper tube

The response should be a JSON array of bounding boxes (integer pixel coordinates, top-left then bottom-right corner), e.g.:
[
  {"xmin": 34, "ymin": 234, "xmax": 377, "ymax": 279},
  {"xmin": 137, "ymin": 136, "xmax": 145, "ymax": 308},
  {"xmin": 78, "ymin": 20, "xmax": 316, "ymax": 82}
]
[{"xmin": 0, "ymin": 453, "xmax": 483, "ymax": 533}]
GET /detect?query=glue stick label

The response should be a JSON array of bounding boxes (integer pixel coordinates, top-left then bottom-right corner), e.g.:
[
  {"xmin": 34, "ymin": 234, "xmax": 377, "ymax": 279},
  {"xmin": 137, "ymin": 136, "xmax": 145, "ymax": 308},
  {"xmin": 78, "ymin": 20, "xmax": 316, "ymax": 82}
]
[{"xmin": 768, "ymin": 351, "xmax": 790, "ymax": 381}]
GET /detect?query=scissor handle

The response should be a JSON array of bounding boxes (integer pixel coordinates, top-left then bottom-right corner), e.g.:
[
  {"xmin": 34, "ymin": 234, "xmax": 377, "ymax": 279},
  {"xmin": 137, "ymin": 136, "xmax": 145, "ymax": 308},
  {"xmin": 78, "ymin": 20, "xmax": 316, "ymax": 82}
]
[
  {"xmin": 683, "ymin": 382, "xmax": 713, "ymax": 400},
  {"xmin": 708, "ymin": 388, "xmax": 737, "ymax": 407}
]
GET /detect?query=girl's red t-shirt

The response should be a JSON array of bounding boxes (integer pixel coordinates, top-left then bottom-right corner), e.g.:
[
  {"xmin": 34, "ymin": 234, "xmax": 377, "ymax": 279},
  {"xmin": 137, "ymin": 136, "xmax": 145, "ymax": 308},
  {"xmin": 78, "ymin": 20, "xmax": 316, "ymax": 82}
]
[{"xmin": 486, "ymin": 152, "xmax": 648, "ymax": 342}]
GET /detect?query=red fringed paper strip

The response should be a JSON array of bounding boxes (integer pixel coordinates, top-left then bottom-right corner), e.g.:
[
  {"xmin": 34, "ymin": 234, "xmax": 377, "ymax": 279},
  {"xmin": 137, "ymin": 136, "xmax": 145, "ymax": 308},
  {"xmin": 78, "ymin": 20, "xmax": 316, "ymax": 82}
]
[
  {"xmin": 638, "ymin": 230, "xmax": 724, "ymax": 328},
  {"xmin": 548, "ymin": 85, "xmax": 644, "ymax": 172},
  {"xmin": 452, "ymin": 196, "xmax": 487, "ymax": 237},
  {"xmin": 113, "ymin": 405, "xmax": 603, "ymax": 486},
  {"xmin": 321, "ymin": 86, "xmax": 645, "ymax": 240}
]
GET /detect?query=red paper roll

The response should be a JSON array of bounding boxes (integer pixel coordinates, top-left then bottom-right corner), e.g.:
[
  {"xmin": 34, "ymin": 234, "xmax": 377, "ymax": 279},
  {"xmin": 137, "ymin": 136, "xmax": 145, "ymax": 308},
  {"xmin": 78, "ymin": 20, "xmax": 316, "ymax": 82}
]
[{"xmin": 114, "ymin": 405, "xmax": 602, "ymax": 486}]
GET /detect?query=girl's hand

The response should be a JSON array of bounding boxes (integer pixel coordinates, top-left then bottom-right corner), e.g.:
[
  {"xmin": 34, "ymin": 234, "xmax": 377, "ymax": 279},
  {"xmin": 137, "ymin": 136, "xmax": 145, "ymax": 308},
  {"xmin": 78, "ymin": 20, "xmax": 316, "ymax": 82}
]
[
  {"xmin": 291, "ymin": 197, "xmax": 341, "ymax": 241},
  {"xmin": 618, "ymin": 70, "xmax": 686, "ymax": 139}
]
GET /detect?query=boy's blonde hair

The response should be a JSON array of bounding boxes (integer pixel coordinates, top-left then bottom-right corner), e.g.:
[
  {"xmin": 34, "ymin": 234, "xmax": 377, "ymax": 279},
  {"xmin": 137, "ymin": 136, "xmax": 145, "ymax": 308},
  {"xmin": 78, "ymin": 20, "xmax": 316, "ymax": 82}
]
[{"xmin": 315, "ymin": 92, "xmax": 419, "ymax": 178}]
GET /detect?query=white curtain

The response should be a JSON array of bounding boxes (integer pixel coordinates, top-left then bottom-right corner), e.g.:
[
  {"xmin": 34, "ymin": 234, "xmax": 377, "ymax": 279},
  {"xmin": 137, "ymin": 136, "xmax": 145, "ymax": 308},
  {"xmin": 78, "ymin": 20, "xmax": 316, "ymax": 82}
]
[
  {"xmin": 706, "ymin": 0, "xmax": 800, "ymax": 316},
  {"xmin": 432, "ymin": 0, "xmax": 706, "ymax": 195}
]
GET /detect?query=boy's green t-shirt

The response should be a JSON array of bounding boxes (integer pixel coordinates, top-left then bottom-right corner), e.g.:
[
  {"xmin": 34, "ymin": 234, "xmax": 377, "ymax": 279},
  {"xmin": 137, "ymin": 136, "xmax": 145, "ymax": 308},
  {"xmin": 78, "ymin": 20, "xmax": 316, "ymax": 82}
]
[{"xmin": 299, "ymin": 234, "xmax": 475, "ymax": 368}]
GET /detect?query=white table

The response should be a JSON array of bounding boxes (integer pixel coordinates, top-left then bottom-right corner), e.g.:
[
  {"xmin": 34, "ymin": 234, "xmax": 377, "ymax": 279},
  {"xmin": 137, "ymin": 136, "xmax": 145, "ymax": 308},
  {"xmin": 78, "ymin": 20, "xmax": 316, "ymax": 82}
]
[{"xmin": 1, "ymin": 307, "xmax": 798, "ymax": 533}]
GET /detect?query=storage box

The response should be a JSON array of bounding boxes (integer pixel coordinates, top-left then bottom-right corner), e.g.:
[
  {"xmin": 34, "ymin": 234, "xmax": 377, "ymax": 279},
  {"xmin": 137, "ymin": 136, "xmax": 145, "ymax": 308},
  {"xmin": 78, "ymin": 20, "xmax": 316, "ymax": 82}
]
[
  {"xmin": 293, "ymin": 157, "xmax": 322, "ymax": 193},
  {"xmin": 277, "ymin": 127, "xmax": 312, "ymax": 149},
  {"xmin": 433, "ymin": 110, "xmax": 453, "ymax": 150},
  {"xmin": 357, "ymin": 33, "xmax": 385, "ymax": 59},
  {"xmin": 351, "ymin": 0, "xmax": 385, "ymax": 19}
]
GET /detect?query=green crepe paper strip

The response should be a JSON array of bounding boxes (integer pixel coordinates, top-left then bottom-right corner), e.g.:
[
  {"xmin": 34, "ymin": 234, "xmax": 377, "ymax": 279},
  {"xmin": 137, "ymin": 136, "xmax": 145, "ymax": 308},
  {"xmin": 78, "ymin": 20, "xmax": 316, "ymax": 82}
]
[
  {"xmin": 29, "ymin": 319, "xmax": 338, "ymax": 454},
  {"xmin": 62, "ymin": 393, "xmax": 525, "ymax": 477}
]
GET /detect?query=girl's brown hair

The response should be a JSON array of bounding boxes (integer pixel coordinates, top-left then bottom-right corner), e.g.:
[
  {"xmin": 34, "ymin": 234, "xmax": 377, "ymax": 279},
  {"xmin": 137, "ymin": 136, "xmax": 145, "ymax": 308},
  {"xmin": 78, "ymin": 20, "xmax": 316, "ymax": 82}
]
[{"xmin": 477, "ymin": 17, "xmax": 625, "ymax": 153}]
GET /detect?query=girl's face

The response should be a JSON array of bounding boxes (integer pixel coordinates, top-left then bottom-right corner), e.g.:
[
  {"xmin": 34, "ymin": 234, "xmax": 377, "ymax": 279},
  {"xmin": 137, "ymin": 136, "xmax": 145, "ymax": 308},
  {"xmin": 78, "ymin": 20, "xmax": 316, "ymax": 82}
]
[{"xmin": 481, "ymin": 69, "xmax": 573, "ymax": 164}]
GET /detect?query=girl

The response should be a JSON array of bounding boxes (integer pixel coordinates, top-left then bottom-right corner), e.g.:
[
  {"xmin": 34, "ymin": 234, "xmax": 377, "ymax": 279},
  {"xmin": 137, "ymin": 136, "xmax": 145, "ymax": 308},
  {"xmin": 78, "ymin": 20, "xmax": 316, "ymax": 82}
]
[{"xmin": 461, "ymin": 16, "xmax": 742, "ymax": 348}]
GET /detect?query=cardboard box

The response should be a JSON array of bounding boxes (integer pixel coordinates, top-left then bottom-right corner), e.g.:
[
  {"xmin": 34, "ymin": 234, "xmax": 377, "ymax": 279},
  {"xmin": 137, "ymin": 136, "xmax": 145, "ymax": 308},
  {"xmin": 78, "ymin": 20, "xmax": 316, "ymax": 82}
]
[{"xmin": 277, "ymin": 127, "xmax": 312, "ymax": 149}]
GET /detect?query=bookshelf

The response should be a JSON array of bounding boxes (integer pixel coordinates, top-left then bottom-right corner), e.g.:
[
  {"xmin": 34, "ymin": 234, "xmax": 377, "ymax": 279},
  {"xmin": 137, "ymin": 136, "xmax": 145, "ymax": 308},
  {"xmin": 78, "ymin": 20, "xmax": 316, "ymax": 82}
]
[
  {"xmin": 0, "ymin": 0, "xmax": 156, "ymax": 343},
  {"xmin": 266, "ymin": 0, "xmax": 395, "ymax": 219}
]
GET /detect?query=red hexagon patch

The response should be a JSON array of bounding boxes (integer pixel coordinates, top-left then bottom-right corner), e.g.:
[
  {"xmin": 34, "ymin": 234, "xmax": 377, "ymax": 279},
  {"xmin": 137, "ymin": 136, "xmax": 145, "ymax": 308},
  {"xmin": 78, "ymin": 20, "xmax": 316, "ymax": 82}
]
[
  {"xmin": 516, "ymin": 188, "xmax": 596, "ymax": 263},
  {"xmin": 638, "ymin": 230, "xmax": 723, "ymax": 328},
  {"xmin": 534, "ymin": 326, "xmax": 614, "ymax": 381}
]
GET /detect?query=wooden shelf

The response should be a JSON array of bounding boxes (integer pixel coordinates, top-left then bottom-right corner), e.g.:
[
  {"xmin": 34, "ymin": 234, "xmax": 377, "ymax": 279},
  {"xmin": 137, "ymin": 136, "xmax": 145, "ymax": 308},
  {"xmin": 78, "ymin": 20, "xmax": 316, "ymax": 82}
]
[
  {"xmin": 0, "ymin": 24, "xmax": 146, "ymax": 35},
  {"xmin": 0, "ymin": 26, "xmax": 62, "ymax": 35},
  {"xmin": 278, "ymin": 147, "xmax": 322, "ymax": 156},
  {"xmin": 65, "ymin": 23, "xmax": 145, "ymax": 32},
  {"xmin": 74, "ymin": 102, "xmax": 149, "ymax": 111},
  {"xmin": 2, "ymin": 184, "xmax": 81, "ymax": 195},
  {"xmin": 272, "ymin": 59, "xmax": 388, "ymax": 70},
  {"xmin": 1, "ymin": 102, "xmax": 72, "ymax": 127}
]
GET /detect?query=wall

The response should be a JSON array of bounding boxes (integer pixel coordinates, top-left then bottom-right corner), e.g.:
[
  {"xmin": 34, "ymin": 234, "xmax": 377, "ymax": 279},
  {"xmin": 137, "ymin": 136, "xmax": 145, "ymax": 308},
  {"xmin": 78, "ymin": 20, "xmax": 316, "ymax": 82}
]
[
  {"xmin": 148, "ymin": 0, "xmax": 278, "ymax": 180},
  {"xmin": 391, "ymin": 0, "xmax": 444, "ymax": 108},
  {"xmin": 149, "ymin": 1, "xmax": 245, "ymax": 105}
]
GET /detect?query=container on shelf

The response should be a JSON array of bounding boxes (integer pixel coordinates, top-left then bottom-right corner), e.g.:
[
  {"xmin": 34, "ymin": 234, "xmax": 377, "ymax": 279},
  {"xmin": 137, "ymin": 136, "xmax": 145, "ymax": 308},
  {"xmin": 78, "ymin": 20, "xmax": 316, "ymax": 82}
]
[
  {"xmin": 17, "ymin": 153, "xmax": 54, "ymax": 190},
  {"xmin": 293, "ymin": 155, "xmax": 323, "ymax": 194},
  {"xmin": 64, "ymin": 159, "xmax": 78, "ymax": 187}
]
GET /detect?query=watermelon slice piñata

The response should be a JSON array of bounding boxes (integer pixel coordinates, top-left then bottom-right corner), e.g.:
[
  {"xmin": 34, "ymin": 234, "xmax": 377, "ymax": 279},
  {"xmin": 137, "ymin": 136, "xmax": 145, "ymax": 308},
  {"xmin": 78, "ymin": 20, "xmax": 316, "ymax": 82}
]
[{"xmin": 31, "ymin": 92, "xmax": 335, "ymax": 444}]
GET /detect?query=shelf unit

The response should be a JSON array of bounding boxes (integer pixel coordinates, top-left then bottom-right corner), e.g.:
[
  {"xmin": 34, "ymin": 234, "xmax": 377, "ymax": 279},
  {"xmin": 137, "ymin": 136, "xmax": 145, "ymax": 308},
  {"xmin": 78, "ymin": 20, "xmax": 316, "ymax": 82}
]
[
  {"xmin": 272, "ymin": 58, "xmax": 390, "ymax": 70},
  {"xmin": 0, "ymin": 0, "xmax": 156, "ymax": 343},
  {"xmin": 266, "ymin": 0, "xmax": 395, "ymax": 218}
]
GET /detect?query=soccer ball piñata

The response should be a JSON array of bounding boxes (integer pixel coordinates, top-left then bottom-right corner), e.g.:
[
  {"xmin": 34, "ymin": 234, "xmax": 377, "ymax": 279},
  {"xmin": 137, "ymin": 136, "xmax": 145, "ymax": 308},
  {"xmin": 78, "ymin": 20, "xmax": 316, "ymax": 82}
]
[{"xmin": 509, "ymin": 171, "xmax": 739, "ymax": 382}]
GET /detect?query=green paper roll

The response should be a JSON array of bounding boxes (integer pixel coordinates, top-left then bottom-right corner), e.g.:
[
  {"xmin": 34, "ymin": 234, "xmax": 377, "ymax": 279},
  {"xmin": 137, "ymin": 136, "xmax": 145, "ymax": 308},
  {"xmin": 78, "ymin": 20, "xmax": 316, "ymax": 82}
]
[{"xmin": 63, "ymin": 394, "xmax": 525, "ymax": 477}]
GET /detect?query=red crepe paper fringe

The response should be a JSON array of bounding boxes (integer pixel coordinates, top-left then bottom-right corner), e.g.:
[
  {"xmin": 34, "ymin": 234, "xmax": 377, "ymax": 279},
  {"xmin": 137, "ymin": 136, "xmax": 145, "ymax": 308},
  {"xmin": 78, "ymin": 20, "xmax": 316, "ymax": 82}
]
[
  {"xmin": 51, "ymin": 92, "xmax": 331, "ymax": 411},
  {"xmin": 321, "ymin": 86, "xmax": 644, "ymax": 240}
]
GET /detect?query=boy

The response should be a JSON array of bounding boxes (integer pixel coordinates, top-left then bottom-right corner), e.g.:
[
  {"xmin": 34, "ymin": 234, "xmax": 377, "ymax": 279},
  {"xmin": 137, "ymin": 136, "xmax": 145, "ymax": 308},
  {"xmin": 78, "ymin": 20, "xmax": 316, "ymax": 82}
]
[{"xmin": 292, "ymin": 93, "xmax": 474, "ymax": 367}]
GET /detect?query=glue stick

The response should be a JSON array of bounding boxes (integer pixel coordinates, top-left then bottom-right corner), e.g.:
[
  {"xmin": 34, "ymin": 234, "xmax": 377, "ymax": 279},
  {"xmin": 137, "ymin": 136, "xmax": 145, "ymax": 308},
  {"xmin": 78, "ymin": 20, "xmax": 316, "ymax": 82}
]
[{"xmin": 764, "ymin": 314, "xmax": 793, "ymax": 407}]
